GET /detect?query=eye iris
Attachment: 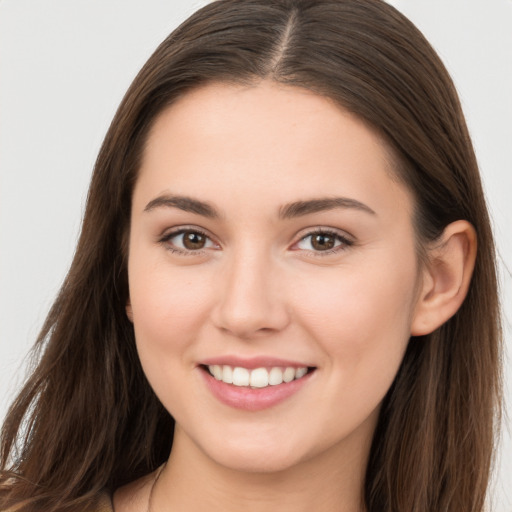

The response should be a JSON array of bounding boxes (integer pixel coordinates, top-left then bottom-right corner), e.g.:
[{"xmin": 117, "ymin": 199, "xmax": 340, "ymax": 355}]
[
  {"xmin": 311, "ymin": 233, "xmax": 335, "ymax": 250},
  {"xmin": 183, "ymin": 231, "xmax": 206, "ymax": 250}
]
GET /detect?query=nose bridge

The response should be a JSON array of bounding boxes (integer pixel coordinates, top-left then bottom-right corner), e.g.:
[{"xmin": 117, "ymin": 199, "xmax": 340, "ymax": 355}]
[{"xmin": 214, "ymin": 242, "xmax": 288, "ymax": 337}]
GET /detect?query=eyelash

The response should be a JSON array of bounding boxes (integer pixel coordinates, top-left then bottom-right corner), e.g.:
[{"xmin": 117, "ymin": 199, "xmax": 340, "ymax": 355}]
[
  {"xmin": 158, "ymin": 227, "xmax": 354, "ymax": 256},
  {"xmin": 159, "ymin": 227, "xmax": 216, "ymax": 255},
  {"xmin": 294, "ymin": 229, "xmax": 354, "ymax": 256}
]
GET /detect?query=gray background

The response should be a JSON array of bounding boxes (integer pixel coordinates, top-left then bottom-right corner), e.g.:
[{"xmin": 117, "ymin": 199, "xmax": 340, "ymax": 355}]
[{"xmin": 0, "ymin": 1, "xmax": 510, "ymax": 510}]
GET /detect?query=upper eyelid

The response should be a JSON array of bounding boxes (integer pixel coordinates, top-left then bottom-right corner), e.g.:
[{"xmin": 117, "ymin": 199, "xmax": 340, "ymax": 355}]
[
  {"xmin": 160, "ymin": 225, "xmax": 215, "ymax": 240},
  {"xmin": 293, "ymin": 226, "xmax": 354, "ymax": 242}
]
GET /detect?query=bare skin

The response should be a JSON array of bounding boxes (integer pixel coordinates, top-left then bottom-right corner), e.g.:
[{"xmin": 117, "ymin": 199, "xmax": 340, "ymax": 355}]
[
  {"xmin": 114, "ymin": 81, "xmax": 476, "ymax": 512},
  {"xmin": 116, "ymin": 420, "xmax": 371, "ymax": 512}
]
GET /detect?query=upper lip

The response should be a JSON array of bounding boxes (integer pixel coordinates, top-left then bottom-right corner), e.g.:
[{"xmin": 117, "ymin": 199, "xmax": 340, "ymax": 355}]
[{"xmin": 200, "ymin": 355, "xmax": 314, "ymax": 369}]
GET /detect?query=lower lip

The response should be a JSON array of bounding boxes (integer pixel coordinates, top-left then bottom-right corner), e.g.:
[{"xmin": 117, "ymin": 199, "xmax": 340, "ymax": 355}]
[{"xmin": 200, "ymin": 368, "xmax": 314, "ymax": 411}]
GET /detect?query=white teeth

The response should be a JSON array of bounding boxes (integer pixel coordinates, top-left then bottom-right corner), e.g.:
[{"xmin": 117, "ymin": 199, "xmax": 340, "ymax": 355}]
[
  {"xmin": 232, "ymin": 367, "xmax": 250, "ymax": 386},
  {"xmin": 207, "ymin": 365, "xmax": 309, "ymax": 388},
  {"xmin": 222, "ymin": 365, "xmax": 233, "ymax": 384},
  {"xmin": 211, "ymin": 365, "xmax": 222, "ymax": 380},
  {"xmin": 268, "ymin": 367, "xmax": 284, "ymax": 385},
  {"xmin": 283, "ymin": 367, "xmax": 295, "ymax": 383},
  {"xmin": 250, "ymin": 368, "xmax": 269, "ymax": 388},
  {"xmin": 295, "ymin": 367, "xmax": 308, "ymax": 379}
]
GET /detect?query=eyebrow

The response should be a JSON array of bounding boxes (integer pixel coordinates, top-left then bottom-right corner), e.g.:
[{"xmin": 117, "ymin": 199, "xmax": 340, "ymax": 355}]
[
  {"xmin": 143, "ymin": 194, "xmax": 376, "ymax": 219},
  {"xmin": 144, "ymin": 195, "xmax": 219, "ymax": 218},
  {"xmin": 279, "ymin": 197, "xmax": 376, "ymax": 219}
]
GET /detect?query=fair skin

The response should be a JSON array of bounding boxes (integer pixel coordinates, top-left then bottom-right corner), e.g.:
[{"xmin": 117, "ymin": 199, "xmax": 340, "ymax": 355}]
[{"xmin": 115, "ymin": 81, "xmax": 476, "ymax": 512}]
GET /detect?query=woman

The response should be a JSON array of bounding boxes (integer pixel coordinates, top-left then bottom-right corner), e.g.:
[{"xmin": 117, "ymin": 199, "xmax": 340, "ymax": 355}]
[{"xmin": 0, "ymin": 1, "xmax": 502, "ymax": 511}]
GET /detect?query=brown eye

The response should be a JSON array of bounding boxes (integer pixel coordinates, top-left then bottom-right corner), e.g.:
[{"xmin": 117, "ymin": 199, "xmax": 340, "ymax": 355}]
[
  {"xmin": 294, "ymin": 230, "xmax": 352, "ymax": 254},
  {"xmin": 182, "ymin": 231, "xmax": 207, "ymax": 250},
  {"xmin": 310, "ymin": 233, "xmax": 336, "ymax": 251},
  {"xmin": 162, "ymin": 229, "xmax": 216, "ymax": 253}
]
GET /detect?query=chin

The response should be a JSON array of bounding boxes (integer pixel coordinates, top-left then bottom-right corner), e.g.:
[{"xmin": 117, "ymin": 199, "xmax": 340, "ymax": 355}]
[
  {"xmin": 208, "ymin": 445, "xmax": 305, "ymax": 474},
  {"xmin": 198, "ymin": 424, "xmax": 329, "ymax": 475}
]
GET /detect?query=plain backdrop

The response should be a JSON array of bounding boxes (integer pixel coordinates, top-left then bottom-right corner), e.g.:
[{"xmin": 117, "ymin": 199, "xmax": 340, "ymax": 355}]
[{"xmin": 0, "ymin": 1, "xmax": 510, "ymax": 510}]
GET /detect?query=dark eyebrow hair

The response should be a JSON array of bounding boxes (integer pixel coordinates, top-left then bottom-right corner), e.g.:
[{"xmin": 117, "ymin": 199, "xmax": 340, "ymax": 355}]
[
  {"xmin": 279, "ymin": 197, "xmax": 376, "ymax": 219},
  {"xmin": 144, "ymin": 194, "xmax": 375, "ymax": 220},
  {"xmin": 144, "ymin": 195, "xmax": 219, "ymax": 218}
]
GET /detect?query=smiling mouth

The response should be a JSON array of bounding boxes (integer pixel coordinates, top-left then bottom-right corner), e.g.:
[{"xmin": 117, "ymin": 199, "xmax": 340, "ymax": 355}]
[{"xmin": 202, "ymin": 364, "xmax": 316, "ymax": 389}]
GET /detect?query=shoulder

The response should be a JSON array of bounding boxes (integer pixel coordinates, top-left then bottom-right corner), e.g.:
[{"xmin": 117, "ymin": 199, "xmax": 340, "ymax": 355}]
[{"xmin": 112, "ymin": 468, "xmax": 159, "ymax": 512}]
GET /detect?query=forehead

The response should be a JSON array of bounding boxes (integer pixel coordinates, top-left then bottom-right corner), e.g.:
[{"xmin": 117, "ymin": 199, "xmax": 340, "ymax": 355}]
[{"xmin": 136, "ymin": 81, "xmax": 413, "ymax": 222}]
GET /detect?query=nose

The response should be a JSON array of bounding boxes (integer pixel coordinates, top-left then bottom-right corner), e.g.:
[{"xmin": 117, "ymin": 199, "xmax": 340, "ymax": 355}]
[{"xmin": 212, "ymin": 249, "xmax": 290, "ymax": 339}]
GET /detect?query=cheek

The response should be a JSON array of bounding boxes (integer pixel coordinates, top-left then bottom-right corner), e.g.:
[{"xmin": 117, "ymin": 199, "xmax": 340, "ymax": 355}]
[
  {"xmin": 127, "ymin": 254, "xmax": 213, "ymax": 362},
  {"xmin": 291, "ymin": 263, "xmax": 418, "ymax": 439},
  {"xmin": 127, "ymin": 258, "xmax": 217, "ymax": 419},
  {"xmin": 291, "ymin": 255, "xmax": 419, "ymax": 377}
]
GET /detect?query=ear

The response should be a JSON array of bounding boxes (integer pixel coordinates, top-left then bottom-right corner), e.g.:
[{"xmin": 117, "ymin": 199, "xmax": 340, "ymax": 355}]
[
  {"xmin": 126, "ymin": 299, "xmax": 134, "ymax": 323},
  {"xmin": 411, "ymin": 220, "xmax": 477, "ymax": 336}
]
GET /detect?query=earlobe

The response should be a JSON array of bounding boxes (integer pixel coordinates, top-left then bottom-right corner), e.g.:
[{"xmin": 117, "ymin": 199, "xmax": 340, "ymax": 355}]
[
  {"xmin": 126, "ymin": 300, "xmax": 134, "ymax": 323},
  {"xmin": 411, "ymin": 220, "xmax": 477, "ymax": 336}
]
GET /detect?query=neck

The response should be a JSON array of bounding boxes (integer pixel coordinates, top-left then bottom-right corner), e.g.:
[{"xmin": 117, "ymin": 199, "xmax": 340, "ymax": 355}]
[{"xmin": 151, "ymin": 425, "xmax": 371, "ymax": 512}]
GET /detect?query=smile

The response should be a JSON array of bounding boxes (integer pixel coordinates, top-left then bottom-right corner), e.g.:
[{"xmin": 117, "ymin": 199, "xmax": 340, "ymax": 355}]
[
  {"xmin": 199, "ymin": 361, "xmax": 316, "ymax": 411},
  {"xmin": 207, "ymin": 365, "xmax": 309, "ymax": 388}
]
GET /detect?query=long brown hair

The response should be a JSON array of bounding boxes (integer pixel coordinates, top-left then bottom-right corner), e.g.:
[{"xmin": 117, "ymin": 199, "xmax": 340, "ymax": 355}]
[{"xmin": 0, "ymin": 1, "xmax": 502, "ymax": 511}]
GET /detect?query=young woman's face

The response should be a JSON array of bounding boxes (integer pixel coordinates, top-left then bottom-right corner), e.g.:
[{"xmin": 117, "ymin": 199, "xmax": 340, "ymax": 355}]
[{"xmin": 127, "ymin": 82, "xmax": 424, "ymax": 474}]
